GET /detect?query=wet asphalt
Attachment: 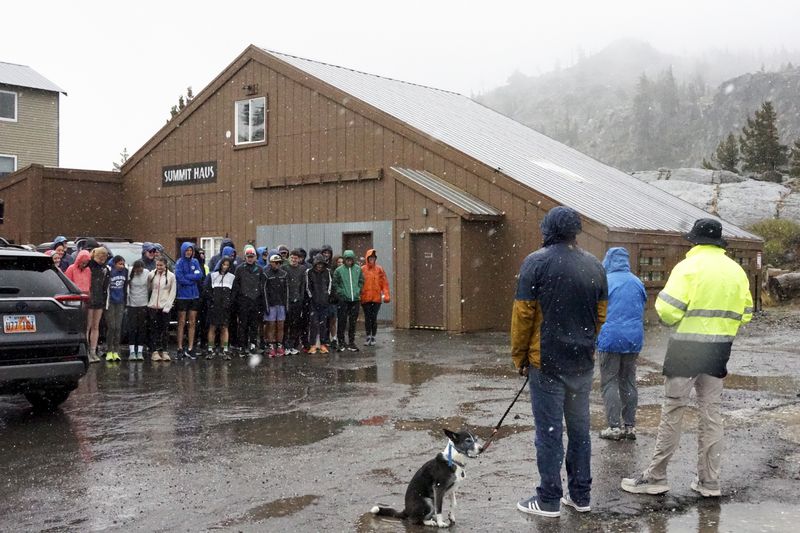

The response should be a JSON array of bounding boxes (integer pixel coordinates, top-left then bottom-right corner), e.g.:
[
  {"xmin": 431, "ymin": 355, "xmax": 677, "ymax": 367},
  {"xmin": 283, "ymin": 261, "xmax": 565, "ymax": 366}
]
[{"xmin": 1, "ymin": 309, "xmax": 800, "ymax": 532}]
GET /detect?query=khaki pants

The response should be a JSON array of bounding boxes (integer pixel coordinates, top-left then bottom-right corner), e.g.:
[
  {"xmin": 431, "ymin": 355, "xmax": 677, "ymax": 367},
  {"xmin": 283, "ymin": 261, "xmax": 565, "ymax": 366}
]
[{"xmin": 643, "ymin": 374, "xmax": 724, "ymax": 490}]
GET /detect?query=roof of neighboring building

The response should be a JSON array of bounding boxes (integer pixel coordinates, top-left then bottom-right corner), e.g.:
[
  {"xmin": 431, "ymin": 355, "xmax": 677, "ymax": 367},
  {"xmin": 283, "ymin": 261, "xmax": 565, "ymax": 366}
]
[
  {"xmin": 0, "ymin": 61, "xmax": 66, "ymax": 94},
  {"xmin": 391, "ymin": 167, "xmax": 504, "ymax": 221},
  {"xmin": 265, "ymin": 49, "xmax": 760, "ymax": 241}
]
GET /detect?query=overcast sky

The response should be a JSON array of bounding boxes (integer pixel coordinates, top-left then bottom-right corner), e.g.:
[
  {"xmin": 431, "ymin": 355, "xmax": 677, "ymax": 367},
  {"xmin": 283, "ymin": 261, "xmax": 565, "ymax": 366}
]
[{"xmin": 4, "ymin": 0, "xmax": 800, "ymax": 169}]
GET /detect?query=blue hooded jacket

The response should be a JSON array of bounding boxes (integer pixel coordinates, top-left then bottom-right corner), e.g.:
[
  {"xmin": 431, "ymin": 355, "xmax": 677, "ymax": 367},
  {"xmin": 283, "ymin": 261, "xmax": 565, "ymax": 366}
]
[
  {"xmin": 256, "ymin": 246, "xmax": 267, "ymax": 267},
  {"xmin": 175, "ymin": 242, "xmax": 203, "ymax": 299},
  {"xmin": 597, "ymin": 247, "xmax": 648, "ymax": 353},
  {"xmin": 213, "ymin": 246, "xmax": 236, "ymax": 272}
]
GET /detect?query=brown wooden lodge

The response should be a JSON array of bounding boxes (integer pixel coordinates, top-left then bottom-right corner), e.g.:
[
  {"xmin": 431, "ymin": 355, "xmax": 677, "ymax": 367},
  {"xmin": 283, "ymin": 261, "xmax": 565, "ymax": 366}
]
[{"xmin": 0, "ymin": 46, "xmax": 762, "ymax": 331}]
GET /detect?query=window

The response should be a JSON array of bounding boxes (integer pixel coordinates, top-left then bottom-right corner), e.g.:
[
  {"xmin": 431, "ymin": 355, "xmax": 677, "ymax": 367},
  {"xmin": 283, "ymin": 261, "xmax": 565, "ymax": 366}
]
[
  {"xmin": 235, "ymin": 97, "xmax": 266, "ymax": 145},
  {"xmin": 201, "ymin": 237, "xmax": 224, "ymax": 257},
  {"xmin": 0, "ymin": 154, "xmax": 16, "ymax": 177},
  {"xmin": 638, "ymin": 250, "xmax": 666, "ymax": 282},
  {"xmin": 0, "ymin": 90, "xmax": 17, "ymax": 121}
]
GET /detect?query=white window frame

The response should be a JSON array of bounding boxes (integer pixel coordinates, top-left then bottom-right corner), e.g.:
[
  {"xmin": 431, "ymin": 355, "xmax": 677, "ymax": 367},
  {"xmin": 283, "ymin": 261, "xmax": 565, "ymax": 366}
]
[
  {"xmin": 201, "ymin": 236, "xmax": 224, "ymax": 257},
  {"xmin": 234, "ymin": 96, "xmax": 266, "ymax": 145},
  {"xmin": 0, "ymin": 90, "xmax": 18, "ymax": 122},
  {"xmin": 0, "ymin": 154, "xmax": 17, "ymax": 176}
]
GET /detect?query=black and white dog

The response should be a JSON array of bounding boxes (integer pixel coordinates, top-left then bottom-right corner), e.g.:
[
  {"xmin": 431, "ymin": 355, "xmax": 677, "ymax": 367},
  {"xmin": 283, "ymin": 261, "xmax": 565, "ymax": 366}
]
[{"xmin": 371, "ymin": 429, "xmax": 482, "ymax": 528}]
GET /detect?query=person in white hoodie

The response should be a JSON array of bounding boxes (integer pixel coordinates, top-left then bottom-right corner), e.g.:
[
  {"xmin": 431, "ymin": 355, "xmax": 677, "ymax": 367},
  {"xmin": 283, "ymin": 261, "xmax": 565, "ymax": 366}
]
[
  {"xmin": 127, "ymin": 260, "xmax": 150, "ymax": 361},
  {"xmin": 147, "ymin": 258, "xmax": 176, "ymax": 362}
]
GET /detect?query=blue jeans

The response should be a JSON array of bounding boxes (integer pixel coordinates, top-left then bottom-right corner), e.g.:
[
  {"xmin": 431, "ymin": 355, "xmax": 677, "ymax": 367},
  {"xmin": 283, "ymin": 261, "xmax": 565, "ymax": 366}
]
[{"xmin": 529, "ymin": 367, "xmax": 593, "ymax": 506}]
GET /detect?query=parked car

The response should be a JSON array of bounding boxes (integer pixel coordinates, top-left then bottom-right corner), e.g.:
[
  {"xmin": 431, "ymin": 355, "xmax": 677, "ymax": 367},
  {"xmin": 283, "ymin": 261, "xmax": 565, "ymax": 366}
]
[{"xmin": 0, "ymin": 244, "xmax": 88, "ymax": 411}]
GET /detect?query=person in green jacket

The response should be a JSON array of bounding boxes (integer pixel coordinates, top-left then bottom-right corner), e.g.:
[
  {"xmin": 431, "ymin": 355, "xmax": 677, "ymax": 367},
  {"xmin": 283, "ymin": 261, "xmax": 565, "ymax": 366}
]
[{"xmin": 332, "ymin": 250, "xmax": 364, "ymax": 352}]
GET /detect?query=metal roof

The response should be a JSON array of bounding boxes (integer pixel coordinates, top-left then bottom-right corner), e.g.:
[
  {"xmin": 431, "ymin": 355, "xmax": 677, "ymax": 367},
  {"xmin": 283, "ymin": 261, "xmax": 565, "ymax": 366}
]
[
  {"xmin": 265, "ymin": 49, "xmax": 760, "ymax": 241},
  {"xmin": 0, "ymin": 62, "xmax": 66, "ymax": 94},
  {"xmin": 391, "ymin": 167, "xmax": 504, "ymax": 219}
]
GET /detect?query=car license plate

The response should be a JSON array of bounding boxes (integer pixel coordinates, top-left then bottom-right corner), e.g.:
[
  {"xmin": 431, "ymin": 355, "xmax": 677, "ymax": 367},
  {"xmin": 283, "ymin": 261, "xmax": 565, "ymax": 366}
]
[{"xmin": 3, "ymin": 314, "xmax": 37, "ymax": 334}]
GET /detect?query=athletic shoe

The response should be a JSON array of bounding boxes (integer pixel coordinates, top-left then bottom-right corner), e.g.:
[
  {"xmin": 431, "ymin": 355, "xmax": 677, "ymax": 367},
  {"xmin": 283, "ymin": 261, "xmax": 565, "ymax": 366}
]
[
  {"xmin": 276, "ymin": 344, "xmax": 285, "ymax": 357},
  {"xmin": 206, "ymin": 349, "xmax": 215, "ymax": 360},
  {"xmin": 690, "ymin": 479, "xmax": 721, "ymax": 497},
  {"xmin": 624, "ymin": 426, "xmax": 637, "ymax": 440},
  {"xmin": 560, "ymin": 493, "xmax": 591, "ymax": 513},
  {"xmin": 185, "ymin": 349, "xmax": 197, "ymax": 360},
  {"xmin": 175, "ymin": 349, "xmax": 184, "ymax": 360},
  {"xmin": 516, "ymin": 495, "xmax": 560, "ymax": 517},
  {"xmin": 161, "ymin": 352, "xmax": 172, "ymax": 362},
  {"xmin": 223, "ymin": 351, "xmax": 232, "ymax": 361},
  {"xmin": 249, "ymin": 343, "xmax": 258, "ymax": 355},
  {"xmin": 151, "ymin": 351, "xmax": 162, "ymax": 362},
  {"xmin": 337, "ymin": 345, "xmax": 346, "ymax": 352},
  {"xmin": 600, "ymin": 427, "xmax": 624, "ymax": 441},
  {"xmin": 347, "ymin": 343, "xmax": 359, "ymax": 352},
  {"xmin": 289, "ymin": 347, "xmax": 299, "ymax": 355},
  {"xmin": 308, "ymin": 345, "xmax": 319, "ymax": 354},
  {"xmin": 330, "ymin": 339, "xmax": 338, "ymax": 350},
  {"xmin": 320, "ymin": 345, "xmax": 330, "ymax": 354},
  {"xmin": 268, "ymin": 344, "xmax": 277, "ymax": 358},
  {"xmin": 621, "ymin": 474, "xmax": 669, "ymax": 495}
]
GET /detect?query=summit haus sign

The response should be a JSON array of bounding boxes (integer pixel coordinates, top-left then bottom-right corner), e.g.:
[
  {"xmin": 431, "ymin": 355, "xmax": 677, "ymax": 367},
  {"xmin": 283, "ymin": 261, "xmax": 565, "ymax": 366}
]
[{"xmin": 162, "ymin": 161, "xmax": 217, "ymax": 187}]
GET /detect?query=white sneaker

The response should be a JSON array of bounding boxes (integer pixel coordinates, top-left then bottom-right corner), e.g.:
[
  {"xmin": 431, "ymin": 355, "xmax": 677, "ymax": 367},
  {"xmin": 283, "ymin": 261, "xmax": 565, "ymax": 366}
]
[
  {"xmin": 621, "ymin": 474, "xmax": 670, "ymax": 495},
  {"xmin": 690, "ymin": 479, "xmax": 721, "ymax": 497},
  {"xmin": 560, "ymin": 493, "xmax": 591, "ymax": 512}
]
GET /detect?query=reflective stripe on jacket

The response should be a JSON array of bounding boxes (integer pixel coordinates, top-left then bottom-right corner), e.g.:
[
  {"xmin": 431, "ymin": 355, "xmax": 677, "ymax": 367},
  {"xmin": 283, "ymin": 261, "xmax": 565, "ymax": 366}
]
[{"xmin": 656, "ymin": 245, "xmax": 753, "ymax": 377}]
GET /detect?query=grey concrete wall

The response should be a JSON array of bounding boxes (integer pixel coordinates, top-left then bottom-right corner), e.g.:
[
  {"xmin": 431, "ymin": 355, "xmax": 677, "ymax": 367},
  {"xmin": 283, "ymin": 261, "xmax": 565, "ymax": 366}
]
[{"xmin": 256, "ymin": 220, "xmax": 394, "ymax": 320}]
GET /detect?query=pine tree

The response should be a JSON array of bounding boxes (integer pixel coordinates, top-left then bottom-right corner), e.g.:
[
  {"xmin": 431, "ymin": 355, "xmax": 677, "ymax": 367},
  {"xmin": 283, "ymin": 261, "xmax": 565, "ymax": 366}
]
[
  {"xmin": 715, "ymin": 133, "xmax": 740, "ymax": 173},
  {"xmin": 632, "ymin": 74, "xmax": 654, "ymax": 157},
  {"xmin": 790, "ymin": 139, "xmax": 800, "ymax": 178},
  {"xmin": 739, "ymin": 101, "xmax": 788, "ymax": 174}
]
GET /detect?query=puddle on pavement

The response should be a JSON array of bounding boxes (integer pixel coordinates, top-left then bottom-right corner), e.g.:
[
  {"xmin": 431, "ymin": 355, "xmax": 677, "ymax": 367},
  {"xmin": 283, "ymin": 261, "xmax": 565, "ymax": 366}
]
[
  {"xmin": 327, "ymin": 360, "xmax": 451, "ymax": 386},
  {"xmin": 227, "ymin": 412, "xmax": 348, "ymax": 447},
  {"xmin": 643, "ymin": 501, "xmax": 800, "ymax": 532},
  {"xmin": 724, "ymin": 373, "xmax": 799, "ymax": 394},
  {"xmin": 468, "ymin": 365, "xmax": 519, "ymax": 379},
  {"xmin": 394, "ymin": 416, "xmax": 526, "ymax": 444},
  {"xmin": 215, "ymin": 495, "xmax": 319, "ymax": 527}
]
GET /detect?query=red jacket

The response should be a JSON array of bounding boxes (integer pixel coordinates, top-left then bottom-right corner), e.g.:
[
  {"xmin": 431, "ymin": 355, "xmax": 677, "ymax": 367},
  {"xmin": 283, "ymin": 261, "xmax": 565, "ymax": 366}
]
[
  {"xmin": 360, "ymin": 249, "xmax": 391, "ymax": 304},
  {"xmin": 65, "ymin": 250, "xmax": 92, "ymax": 293}
]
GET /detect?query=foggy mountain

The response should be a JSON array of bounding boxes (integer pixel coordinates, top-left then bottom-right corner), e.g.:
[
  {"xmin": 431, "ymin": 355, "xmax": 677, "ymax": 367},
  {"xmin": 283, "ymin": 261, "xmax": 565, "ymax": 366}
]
[{"xmin": 476, "ymin": 39, "xmax": 800, "ymax": 171}]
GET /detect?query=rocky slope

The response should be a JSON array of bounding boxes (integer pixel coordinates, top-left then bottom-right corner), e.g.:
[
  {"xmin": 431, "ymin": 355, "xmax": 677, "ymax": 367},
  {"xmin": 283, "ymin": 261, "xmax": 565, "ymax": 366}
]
[{"xmin": 630, "ymin": 168, "xmax": 800, "ymax": 227}]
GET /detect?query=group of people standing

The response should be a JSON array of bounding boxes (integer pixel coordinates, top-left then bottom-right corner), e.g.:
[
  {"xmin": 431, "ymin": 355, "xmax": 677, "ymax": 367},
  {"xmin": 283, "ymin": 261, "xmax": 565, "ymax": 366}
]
[
  {"xmin": 50, "ymin": 237, "xmax": 391, "ymax": 364},
  {"xmin": 512, "ymin": 207, "xmax": 753, "ymax": 517}
]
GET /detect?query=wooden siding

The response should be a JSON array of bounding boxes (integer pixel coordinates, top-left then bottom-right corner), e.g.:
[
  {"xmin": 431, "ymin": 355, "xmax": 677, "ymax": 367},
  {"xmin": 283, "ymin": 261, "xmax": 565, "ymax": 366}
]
[
  {"xmin": 0, "ymin": 165, "xmax": 123, "ymax": 244},
  {"xmin": 0, "ymin": 85, "xmax": 59, "ymax": 168},
  {"xmin": 120, "ymin": 49, "xmax": 761, "ymax": 331}
]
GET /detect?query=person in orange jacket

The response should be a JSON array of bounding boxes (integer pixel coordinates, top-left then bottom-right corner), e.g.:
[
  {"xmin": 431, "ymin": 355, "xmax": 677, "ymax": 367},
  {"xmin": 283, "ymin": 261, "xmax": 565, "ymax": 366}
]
[{"xmin": 360, "ymin": 249, "xmax": 391, "ymax": 346}]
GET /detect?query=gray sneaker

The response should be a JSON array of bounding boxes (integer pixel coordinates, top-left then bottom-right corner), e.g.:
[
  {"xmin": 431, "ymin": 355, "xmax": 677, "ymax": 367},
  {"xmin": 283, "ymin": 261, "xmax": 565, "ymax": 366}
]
[
  {"xmin": 623, "ymin": 426, "xmax": 637, "ymax": 440},
  {"xmin": 690, "ymin": 479, "xmax": 721, "ymax": 497},
  {"xmin": 621, "ymin": 474, "xmax": 670, "ymax": 495},
  {"xmin": 560, "ymin": 493, "xmax": 591, "ymax": 512},
  {"xmin": 516, "ymin": 494, "xmax": 560, "ymax": 517},
  {"xmin": 600, "ymin": 427, "xmax": 624, "ymax": 441}
]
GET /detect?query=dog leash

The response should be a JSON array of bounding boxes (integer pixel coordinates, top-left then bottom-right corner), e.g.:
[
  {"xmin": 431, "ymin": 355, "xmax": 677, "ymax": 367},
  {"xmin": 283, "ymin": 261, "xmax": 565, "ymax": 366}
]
[{"xmin": 480, "ymin": 376, "xmax": 528, "ymax": 454}]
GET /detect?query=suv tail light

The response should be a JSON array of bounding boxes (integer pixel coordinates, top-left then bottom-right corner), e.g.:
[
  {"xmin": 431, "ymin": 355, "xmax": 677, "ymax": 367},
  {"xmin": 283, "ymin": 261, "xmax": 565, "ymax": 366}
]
[{"xmin": 55, "ymin": 294, "xmax": 88, "ymax": 308}]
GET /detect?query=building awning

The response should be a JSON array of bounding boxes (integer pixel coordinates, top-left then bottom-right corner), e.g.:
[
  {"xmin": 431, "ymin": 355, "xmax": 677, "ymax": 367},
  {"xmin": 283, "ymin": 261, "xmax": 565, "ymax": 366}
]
[{"xmin": 391, "ymin": 167, "xmax": 504, "ymax": 221}]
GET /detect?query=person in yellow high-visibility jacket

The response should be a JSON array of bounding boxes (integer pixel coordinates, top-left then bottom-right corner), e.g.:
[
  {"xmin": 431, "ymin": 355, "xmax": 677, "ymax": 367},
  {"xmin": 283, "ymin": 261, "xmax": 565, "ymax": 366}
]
[{"xmin": 621, "ymin": 218, "xmax": 753, "ymax": 498}]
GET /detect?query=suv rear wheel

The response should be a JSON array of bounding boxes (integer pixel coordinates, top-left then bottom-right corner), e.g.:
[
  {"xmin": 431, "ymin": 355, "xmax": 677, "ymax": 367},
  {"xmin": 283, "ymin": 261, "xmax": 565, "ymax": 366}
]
[{"xmin": 24, "ymin": 388, "xmax": 73, "ymax": 412}]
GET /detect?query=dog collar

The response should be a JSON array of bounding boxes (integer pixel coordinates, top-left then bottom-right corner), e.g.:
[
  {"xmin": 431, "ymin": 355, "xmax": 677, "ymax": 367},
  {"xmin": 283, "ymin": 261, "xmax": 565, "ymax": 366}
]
[{"xmin": 444, "ymin": 442, "xmax": 466, "ymax": 469}]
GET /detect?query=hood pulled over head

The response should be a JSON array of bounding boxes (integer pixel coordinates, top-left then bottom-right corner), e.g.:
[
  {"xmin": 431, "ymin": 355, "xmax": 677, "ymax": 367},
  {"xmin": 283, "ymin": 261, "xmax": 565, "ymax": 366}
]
[
  {"xmin": 603, "ymin": 247, "xmax": 631, "ymax": 273},
  {"xmin": 540, "ymin": 206, "xmax": 582, "ymax": 246}
]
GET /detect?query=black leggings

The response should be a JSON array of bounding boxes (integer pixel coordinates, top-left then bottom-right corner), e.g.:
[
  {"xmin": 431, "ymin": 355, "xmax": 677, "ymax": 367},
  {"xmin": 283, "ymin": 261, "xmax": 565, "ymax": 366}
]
[
  {"xmin": 148, "ymin": 308, "xmax": 169, "ymax": 352},
  {"xmin": 362, "ymin": 302, "xmax": 381, "ymax": 336},
  {"xmin": 337, "ymin": 301, "xmax": 360, "ymax": 344},
  {"xmin": 127, "ymin": 306, "xmax": 148, "ymax": 347}
]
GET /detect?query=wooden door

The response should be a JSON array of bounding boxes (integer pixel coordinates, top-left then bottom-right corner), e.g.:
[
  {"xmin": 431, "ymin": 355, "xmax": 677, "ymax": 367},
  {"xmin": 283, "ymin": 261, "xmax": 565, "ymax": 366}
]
[
  {"xmin": 342, "ymin": 232, "xmax": 373, "ymax": 263},
  {"xmin": 411, "ymin": 233, "xmax": 444, "ymax": 329}
]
